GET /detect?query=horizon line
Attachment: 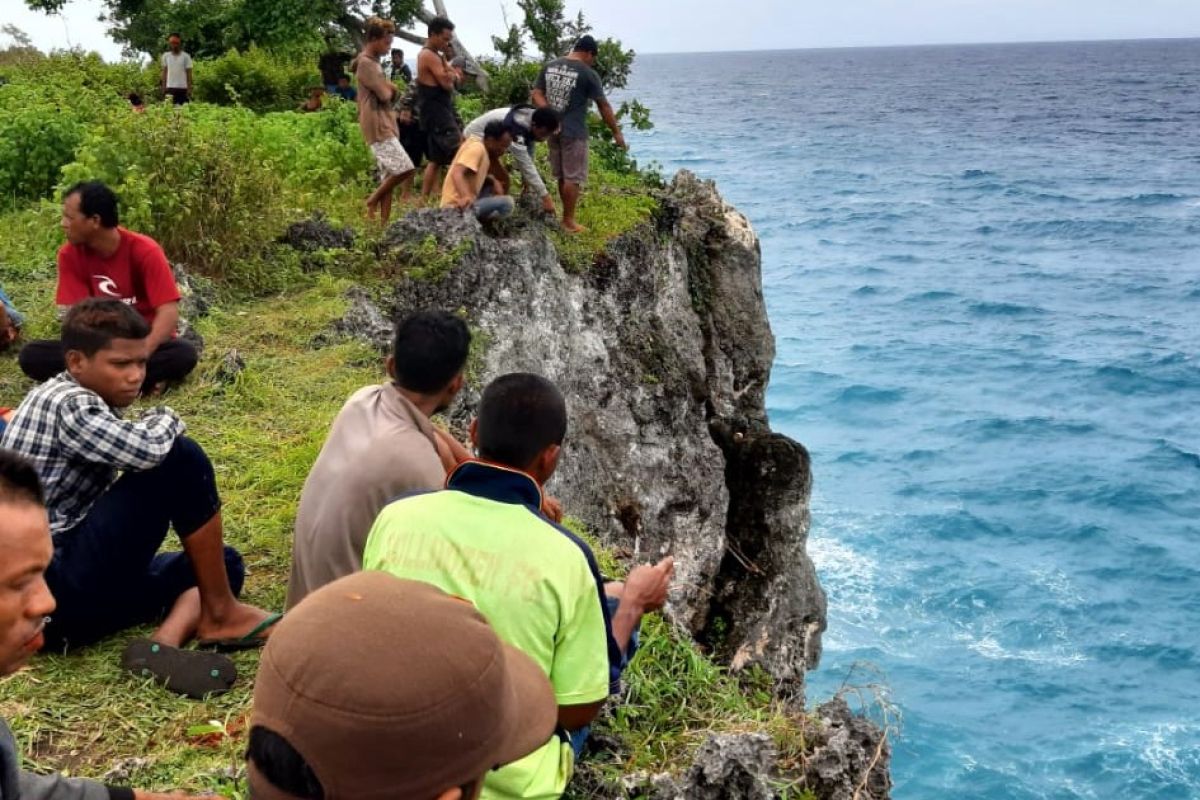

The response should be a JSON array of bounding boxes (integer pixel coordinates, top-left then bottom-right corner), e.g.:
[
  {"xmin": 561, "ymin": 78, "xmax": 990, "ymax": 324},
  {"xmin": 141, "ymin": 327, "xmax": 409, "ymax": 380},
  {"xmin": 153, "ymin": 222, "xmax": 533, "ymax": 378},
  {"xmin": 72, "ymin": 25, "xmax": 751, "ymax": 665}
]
[{"xmin": 639, "ymin": 34, "xmax": 1200, "ymax": 57}]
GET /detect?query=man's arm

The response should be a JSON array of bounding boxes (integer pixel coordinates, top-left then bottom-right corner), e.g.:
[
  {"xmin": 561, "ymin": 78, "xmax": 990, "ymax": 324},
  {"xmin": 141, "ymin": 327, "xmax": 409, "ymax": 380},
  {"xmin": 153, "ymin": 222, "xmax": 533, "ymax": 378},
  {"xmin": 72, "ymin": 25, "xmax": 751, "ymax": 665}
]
[
  {"xmin": 595, "ymin": 99, "xmax": 627, "ymax": 150},
  {"xmin": 58, "ymin": 396, "xmax": 185, "ymax": 470},
  {"xmin": 356, "ymin": 61, "xmax": 395, "ymax": 105},
  {"xmin": 146, "ymin": 302, "xmax": 179, "ymax": 352},
  {"xmin": 531, "ymin": 88, "xmax": 548, "ymax": 108},
  {"xmin": 508, "ymin": 141, "xmax": 552, "ymax": 211},
  {"xmin": 610, "ymin": 557, "xmax": 674, "ymax": 654},
  {"xmin": 185, "ymin": 68, "xmax": 192, "ymax": 96},
  {"xmin": 418, "ymin": 49, "xmax": 455, "ymax": 91},
  {"xmin": 448, "ymin": 165, "xmax": 477, "ymax": 209}
]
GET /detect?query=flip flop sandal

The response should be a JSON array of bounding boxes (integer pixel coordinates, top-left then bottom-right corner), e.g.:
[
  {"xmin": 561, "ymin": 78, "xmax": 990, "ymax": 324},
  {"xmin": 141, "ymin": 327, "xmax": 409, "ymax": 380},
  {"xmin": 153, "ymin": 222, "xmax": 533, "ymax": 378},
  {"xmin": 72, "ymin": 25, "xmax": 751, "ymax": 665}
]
[
  {"xmin": 195, "ymin": 611, "xmax": 284, "ymax": 652},
  {"xmin": 121, "ymin": 638, "xmax": 237, "ymax": 699}
]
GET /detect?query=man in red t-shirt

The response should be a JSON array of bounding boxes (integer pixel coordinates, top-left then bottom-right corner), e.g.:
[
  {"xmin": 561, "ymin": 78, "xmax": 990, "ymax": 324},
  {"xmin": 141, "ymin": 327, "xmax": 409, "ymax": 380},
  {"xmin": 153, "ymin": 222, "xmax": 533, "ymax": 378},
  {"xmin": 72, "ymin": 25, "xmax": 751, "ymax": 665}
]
[{"xmin": 18, "ymin": 181, "xmax": 198, "ymax": 391}]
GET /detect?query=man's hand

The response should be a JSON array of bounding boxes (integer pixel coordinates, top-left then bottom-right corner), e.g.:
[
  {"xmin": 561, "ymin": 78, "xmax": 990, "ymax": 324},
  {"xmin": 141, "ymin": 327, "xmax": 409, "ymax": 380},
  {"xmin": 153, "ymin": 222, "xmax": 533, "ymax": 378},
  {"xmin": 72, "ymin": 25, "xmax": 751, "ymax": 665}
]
[
  {"xmin": 540, "ymin": 194, "xmax": 556, "ymax": 214},
  {"xmin": 614, "ymin": 131, "xmax": 628, "ymax": 151},
  {"xmin": 398, "ymin": 109, "xmax": 413, "ymax": 125},
  {"xmin": 541, "ymin": 495, "xmax": 563, "ymax": 522},
  {"xmin": 623, "ymin": 556, "xmax": 674, "ymax": 613},
  {"xmin": 0, "ymin": 306, "xmax": 17, "ymax": 351},
  {"xmin": 455, "ymin": 195, "xmax": 474, "ymax": 211}
]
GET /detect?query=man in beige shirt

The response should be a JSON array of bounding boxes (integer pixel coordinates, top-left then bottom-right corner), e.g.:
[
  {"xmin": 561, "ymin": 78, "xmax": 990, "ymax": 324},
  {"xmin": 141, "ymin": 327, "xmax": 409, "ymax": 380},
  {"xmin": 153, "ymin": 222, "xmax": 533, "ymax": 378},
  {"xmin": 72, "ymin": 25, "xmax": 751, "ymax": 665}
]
[
  {"xmin": 355, "ymin": 16, "xmax": 415, "ymax": 224},
  {"xmin": 440, "ymin": 121, "xmax": 516, "ymax": 221},
  {"xmin": 286, "ymin": 311, "xmax": 470, "ymax": 608}
]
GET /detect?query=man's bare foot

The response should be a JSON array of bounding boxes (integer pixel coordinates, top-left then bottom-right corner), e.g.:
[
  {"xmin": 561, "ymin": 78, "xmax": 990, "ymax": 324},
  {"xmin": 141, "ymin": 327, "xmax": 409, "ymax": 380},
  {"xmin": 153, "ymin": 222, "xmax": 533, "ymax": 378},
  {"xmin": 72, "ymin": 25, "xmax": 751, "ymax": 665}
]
[
  {"xmin": 196, "ymin": 602, "xmax": 280, "ymax": 645},
  {"xmin": 563, "ymin": 220, "xmax": 587, "ymax": 234}
]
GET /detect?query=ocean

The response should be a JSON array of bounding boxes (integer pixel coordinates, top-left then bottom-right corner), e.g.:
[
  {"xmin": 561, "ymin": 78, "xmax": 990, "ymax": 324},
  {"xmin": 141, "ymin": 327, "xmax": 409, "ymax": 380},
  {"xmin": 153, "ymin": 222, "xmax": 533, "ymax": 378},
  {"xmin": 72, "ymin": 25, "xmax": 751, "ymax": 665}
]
[{"xmin": 620, "ymin": 39, "xmax": 1200, "ymax": 799}]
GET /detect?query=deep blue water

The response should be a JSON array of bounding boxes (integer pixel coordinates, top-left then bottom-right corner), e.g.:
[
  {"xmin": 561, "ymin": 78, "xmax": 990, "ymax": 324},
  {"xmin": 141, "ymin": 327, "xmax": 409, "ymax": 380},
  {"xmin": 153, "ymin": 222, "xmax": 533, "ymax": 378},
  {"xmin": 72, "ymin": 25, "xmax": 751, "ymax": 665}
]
[{"xmin": 621, "ymin": 40, "xmax": 1200, "ymax": 799}]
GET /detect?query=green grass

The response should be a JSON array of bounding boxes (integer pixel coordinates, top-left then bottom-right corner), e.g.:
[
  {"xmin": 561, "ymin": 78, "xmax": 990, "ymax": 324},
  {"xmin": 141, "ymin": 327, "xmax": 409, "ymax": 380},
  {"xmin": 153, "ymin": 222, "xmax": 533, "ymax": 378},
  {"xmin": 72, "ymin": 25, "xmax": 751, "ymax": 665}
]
[{"xmin": 0, "ymin": 274, "xmax": 815, "ymax": 796}]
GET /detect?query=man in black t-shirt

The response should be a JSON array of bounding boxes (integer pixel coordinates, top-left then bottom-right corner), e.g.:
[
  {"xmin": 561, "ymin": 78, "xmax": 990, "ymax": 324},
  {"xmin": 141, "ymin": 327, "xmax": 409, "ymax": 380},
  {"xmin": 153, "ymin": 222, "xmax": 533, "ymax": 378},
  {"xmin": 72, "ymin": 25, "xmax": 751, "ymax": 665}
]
[{"xmin": 533, "ymin": 35, "xmax": 626, "ymax": 233}]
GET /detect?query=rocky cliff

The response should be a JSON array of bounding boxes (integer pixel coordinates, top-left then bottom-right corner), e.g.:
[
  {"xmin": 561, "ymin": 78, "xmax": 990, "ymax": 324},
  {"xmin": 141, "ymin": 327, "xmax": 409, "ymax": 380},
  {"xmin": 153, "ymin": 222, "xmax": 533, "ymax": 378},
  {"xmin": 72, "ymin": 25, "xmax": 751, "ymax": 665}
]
[{"xmin": 333, "ymin": 171, "xmax": 888, "ymax": 797}]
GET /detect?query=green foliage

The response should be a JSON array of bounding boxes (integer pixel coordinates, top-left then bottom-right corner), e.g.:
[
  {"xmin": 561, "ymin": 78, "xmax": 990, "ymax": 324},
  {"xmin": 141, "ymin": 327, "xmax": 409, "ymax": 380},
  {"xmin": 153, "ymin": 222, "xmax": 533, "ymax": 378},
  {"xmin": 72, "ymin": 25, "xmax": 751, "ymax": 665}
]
[
  {"xmin": 491, "ymin": 23, "xmax": 525, "ymax": 65},
  {"xmin": 0, "ymin": 86, "xmax": 88, "ymax": 207},
  {"xmin": 193, "ymin": 47, "xmax": 320, "ymax": 112},
  {"xmin": 477, "ymin": 59, "xmax": 542, "ymax": 109}
]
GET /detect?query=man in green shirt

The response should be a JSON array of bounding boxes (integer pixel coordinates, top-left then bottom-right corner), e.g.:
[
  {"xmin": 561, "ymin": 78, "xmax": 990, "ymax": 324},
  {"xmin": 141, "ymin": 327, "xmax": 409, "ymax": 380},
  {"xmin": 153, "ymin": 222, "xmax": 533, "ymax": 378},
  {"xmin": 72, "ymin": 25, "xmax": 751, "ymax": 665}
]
[{"xmin": 364, "ymin": 373, "xmax": 673, "ymax": 799}]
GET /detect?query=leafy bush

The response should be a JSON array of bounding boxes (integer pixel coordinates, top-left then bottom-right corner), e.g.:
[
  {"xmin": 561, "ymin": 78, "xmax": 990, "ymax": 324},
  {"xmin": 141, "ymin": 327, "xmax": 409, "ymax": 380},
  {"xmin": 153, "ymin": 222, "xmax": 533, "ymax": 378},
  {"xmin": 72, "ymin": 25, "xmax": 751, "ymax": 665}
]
[
  {"xmin": 193, "ymin": 48, "xmax": 319, "ymax": 112},
  {"xmin": 60, "ymin": 103, "xmax": 288, "ymax": 289},
  {"xmin": 0, "ymin": 85, "xmax": 88, "ymax": 207},
  {"xmin": 477, "ymin": 59, "xmax": 543, "ymax": 110}
]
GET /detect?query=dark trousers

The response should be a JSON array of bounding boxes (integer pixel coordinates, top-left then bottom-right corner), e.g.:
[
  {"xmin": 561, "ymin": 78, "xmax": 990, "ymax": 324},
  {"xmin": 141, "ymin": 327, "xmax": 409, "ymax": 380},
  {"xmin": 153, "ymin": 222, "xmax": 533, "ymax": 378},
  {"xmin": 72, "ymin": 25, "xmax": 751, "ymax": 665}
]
[
  {"xmin": 18, "ymin": 338, "xmax": 198, "ymax": 390},
  {"xmin": 165, "ymin": 88, "xmax": 190, "ymax": 105},
  {"xmin": 43, "ymin": 436, "xmax": 244, "ymax": 651}
]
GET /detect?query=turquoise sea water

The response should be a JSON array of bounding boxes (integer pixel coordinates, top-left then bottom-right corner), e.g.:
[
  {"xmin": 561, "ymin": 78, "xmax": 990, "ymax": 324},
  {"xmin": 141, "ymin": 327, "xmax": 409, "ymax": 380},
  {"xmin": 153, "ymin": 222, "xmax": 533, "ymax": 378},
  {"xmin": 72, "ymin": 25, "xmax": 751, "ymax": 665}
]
[{"xmin": 622, "ymin": 40, "xmax": 1200, "ymax": 798}]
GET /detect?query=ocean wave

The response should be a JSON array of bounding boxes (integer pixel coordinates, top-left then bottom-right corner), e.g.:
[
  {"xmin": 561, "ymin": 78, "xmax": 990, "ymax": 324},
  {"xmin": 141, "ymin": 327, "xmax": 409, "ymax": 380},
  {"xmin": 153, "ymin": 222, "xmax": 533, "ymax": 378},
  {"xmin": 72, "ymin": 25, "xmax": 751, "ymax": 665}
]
[
  {"xmin": 903, "ymin": 290, "xmax": 959, "ymax": 302},
  {"xmin": 948, "ymin": 416, "xmax": 1098, "ymax": 440},
  {"xmin": 968, "ymin": 301, "xmax": 1046, "ymax": 316},
  {"xmin": 835, "ymin": 384, "xmax": 906, "ymax": 404},
  {"xmin": 962, "ymin": 634, "xmax": 1089, "ymax": 667},
  {"xmin": 1110, "ymin": 192, "xmax": 1189, "ymax": 206}
]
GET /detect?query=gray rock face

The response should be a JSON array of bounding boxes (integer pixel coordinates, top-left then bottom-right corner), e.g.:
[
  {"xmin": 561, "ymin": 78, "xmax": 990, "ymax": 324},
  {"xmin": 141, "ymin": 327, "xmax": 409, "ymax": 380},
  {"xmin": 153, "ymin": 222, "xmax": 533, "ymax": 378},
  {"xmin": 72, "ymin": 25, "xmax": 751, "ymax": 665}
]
[
  {"xmin": 803, "ymin": 698, "xmax": 893, "ymax": 800},
  {"xmin": 647, "ymin": 734, "xmax": 777, "ymax": 800},
  {"xmin": 355, "ymin": 171, "xmax": 826, "ymax": 701}
]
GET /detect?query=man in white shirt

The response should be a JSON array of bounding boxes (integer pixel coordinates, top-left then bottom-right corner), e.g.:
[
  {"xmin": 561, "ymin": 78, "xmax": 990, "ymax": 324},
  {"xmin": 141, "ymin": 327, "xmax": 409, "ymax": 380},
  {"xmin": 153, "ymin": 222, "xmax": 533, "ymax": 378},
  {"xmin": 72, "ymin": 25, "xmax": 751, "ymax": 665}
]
[{"xmin": 160, "ymin": 33, "xmax": 193, "ymax": 105}]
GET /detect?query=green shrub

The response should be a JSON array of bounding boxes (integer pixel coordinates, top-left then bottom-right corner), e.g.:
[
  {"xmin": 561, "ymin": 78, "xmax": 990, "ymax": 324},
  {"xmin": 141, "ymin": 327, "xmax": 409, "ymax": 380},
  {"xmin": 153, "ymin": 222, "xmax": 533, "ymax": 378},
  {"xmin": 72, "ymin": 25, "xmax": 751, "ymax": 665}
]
[
  {"xmin": 0, "ymin": 86, "xmax": 88, "ymax": 207},
  {"xmin": 477, "ymin": 59, "xmax": 542, "ymax": 110},
  {"xmin": 60, "ymin": 103, "xmax": 288, "ymax": 289},
  {"xmin": 193, "ymin": 48, "xmax": 319, "ymax": 112}
]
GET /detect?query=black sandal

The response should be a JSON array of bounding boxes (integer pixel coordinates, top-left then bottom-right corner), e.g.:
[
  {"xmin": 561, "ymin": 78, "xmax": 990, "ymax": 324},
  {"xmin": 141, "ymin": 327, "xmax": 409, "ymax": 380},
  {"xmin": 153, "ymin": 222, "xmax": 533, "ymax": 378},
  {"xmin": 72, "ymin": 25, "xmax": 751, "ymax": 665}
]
[{"xmin": 120, "ymin": 638, "xmax": 237, "ymax": 699}]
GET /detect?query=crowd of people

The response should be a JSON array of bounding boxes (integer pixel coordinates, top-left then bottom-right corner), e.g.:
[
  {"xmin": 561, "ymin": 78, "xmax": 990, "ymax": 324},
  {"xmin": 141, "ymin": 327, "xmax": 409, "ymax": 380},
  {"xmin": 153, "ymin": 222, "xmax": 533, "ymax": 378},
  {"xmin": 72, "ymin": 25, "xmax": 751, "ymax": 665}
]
[{"xmin": 0, "ymin": 18, "xmax": 671, "ymax": 798}]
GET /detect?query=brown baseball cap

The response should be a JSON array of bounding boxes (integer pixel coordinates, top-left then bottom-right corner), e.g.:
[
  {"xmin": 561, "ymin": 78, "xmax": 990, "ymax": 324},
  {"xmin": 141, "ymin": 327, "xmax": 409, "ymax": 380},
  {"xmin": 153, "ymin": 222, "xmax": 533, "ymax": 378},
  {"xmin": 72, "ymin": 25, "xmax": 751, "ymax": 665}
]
[{"xmin": 248, "ymin": 571, "xmax": 558, "ymax": 799}]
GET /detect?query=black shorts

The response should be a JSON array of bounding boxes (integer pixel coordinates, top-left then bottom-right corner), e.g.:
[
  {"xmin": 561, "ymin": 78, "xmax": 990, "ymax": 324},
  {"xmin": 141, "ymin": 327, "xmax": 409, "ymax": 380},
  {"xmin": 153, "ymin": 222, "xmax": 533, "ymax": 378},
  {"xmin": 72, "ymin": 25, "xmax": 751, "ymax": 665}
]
[
  {"xmin": 399, "ymin": 122, "xmax": 427, "ymax": 166},
  {"xmin": 424, "ymin": 123, "xmax": 461, "ymax": 166},
  {"xmin": 165, "ymin": 87, "xmax": 190, "ymax": 105}
]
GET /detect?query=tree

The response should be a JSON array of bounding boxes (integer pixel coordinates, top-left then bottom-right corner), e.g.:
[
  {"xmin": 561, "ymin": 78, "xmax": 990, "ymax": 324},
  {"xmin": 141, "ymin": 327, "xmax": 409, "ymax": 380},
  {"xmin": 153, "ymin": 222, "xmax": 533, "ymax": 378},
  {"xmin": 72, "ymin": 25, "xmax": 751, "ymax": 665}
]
[{"xmin": 23, "ymin": 0, "xmax": 489, "ymax": 88}]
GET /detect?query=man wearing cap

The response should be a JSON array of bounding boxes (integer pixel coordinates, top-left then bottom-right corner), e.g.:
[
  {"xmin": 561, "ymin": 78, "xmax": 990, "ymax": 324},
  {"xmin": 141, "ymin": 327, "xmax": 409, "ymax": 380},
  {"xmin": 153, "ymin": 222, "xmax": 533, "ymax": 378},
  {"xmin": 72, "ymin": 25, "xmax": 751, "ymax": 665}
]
[
  {"xmin": 0, "ymin": 448, "xmax": 225, "ymax": 800},
  {"xmin": 246, "ymin": 571, "xmax": 557, "ymax": 800},
  {"xmin": 463, "ymin": 105, "xmax": 561, "ymax": 215},
  {"xmin": 363, "ymin": 373, "xmax": 673, "ymax": 799},
  {"xmin": 532, "ymin": 36, "xmax": 627, "ymax": 233}
]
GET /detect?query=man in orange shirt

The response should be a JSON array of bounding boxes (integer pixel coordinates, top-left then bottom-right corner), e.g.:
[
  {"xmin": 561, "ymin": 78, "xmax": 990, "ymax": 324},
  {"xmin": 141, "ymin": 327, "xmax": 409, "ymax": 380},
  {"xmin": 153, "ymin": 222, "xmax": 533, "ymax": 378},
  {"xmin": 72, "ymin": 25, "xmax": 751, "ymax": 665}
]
[
  {"xmin": 441, "ymin": 122, "xmax": 516, "ymax": 221},
  {"xmin": 18, "ymin": 181, "xmax": 197, "ymax": 392}
]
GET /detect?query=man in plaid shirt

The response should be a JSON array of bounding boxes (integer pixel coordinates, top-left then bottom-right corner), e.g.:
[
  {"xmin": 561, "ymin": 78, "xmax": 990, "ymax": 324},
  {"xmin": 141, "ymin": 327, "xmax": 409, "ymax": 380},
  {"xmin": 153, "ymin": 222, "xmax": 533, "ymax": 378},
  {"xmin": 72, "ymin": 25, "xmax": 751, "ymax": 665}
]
[{"xmin": 1, "ymin": 299, "xmax": 279, "ymax": 697}]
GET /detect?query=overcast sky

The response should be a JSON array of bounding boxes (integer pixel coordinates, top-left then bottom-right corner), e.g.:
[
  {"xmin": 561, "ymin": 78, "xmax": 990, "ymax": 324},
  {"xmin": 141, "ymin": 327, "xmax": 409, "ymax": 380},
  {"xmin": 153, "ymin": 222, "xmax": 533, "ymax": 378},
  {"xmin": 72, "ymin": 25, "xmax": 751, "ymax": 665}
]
[{"xmin": 5, "ymin": 0, "xmax": 1200, "ymax": 61}]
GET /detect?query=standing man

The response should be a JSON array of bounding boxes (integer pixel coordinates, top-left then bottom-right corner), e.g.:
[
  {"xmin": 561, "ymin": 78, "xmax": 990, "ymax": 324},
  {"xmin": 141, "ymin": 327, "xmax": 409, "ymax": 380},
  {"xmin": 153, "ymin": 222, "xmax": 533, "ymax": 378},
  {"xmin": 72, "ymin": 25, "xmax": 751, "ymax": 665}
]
[
  {"xmin": 533, "ymin": 35, "xmax": 626, "ymax": 233},
  {"xmin": 464, "ymin": 105, "xmax": 561, "ymax": 215},
  {"xmin": 441, "ymin": 122, "xmax": 517, "ymax": 221},
  {"xmin": 355, "ymin": 16, "xmax": 415, "ymax": 224},
  {"xmin": 160, "ymin": 33, "xmax": 192, "ymax": 105},
  {"xmin": 416, "ymin": 16, "xmax": 462, "ymax": 202},
  {"xmin": 18, "ymin": 181, "xmax": 198, "ymax": 392},
  {"xmin": 388, "ymin": 48, "xmax": 412, "ymax": 84}
]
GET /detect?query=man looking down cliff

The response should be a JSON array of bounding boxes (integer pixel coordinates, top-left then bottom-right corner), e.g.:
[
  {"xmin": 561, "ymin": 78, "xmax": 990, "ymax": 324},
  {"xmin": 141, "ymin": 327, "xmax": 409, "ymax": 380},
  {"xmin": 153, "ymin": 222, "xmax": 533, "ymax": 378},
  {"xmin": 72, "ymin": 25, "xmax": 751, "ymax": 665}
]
[
  {"xmin": 363, "ymin": 373, "xmax": 674, "ymax": 799},
  {"xmin": 286, "ymin": 311, "xmax": 472, "ymax": 609},
  {"xmin": 441, "ymin": 122, "xmax": 517, "ymax": 221},
  {"xmin": 463, "ymin": 105, "xmax": 561, "ymax": 216},
  {"xmin": 532, "ymin": 35, "xmax": 626, "ymax": 233}
]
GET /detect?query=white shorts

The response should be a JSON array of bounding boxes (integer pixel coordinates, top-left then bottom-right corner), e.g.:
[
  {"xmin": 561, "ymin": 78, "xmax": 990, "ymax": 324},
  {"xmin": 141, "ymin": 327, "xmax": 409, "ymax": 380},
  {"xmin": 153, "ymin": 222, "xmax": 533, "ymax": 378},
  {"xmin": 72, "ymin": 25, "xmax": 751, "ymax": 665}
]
[{"xmin": 369, "ymin": 137, "xmax": 415, "ymax": 178}]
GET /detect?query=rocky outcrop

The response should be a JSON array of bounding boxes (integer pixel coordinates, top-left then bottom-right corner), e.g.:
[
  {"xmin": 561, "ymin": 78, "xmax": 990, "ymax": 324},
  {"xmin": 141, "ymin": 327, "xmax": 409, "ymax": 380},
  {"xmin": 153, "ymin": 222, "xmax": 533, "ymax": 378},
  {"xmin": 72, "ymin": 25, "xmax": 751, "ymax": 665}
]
[{"xmin": 351, "ymin": 172, "xmax": 827, "ymax": 704}]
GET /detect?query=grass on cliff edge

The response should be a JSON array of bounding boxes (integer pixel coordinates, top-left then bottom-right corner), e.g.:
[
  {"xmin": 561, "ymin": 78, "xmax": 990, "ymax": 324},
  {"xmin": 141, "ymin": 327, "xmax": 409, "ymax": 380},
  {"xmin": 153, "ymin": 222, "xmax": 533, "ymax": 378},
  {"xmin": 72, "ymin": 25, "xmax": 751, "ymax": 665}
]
[{"xmin": 0, "ymin": 276, "xmax": 819, "ymax": 799}]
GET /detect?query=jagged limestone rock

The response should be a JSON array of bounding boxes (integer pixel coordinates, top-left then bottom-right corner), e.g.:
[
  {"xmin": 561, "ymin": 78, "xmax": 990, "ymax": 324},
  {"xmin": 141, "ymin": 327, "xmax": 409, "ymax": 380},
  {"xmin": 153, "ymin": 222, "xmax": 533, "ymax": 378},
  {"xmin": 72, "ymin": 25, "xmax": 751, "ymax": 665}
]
[
  {"xmin": 341, "ymin": 172, "xmax": 827, "ymax": 703},
  {"xmin": 804, "ymin": 697, "xmax": 893, "ymax": 800}
]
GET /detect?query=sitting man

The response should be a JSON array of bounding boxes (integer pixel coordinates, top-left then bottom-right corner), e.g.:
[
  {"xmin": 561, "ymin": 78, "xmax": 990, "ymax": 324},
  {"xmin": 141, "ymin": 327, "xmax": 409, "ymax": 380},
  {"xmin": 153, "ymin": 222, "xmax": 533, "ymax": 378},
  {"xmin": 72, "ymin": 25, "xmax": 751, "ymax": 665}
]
[
  {"xmin": 0, "ymin": 448, "xmax": 227, "ymax": 799},
  {"xmin": 248, "ymin": 572, "xmax": 557, "ymax": 800},
  {"xmin": 441, "ymin": 122, "xmax": 517, "ymax": 221},
  {"xmin": 286, "ymin": 310, "xmax": 471, "ymax": 609},
  {"xmin": 1, "ymin": 299, "xmax": 279, "ymax": 698},
  {"xmin": 19, "ymin": 181, "xmax": 197, "ymax": 392},
  {"xmin": 463, "ymin": 105, "xmax": 561, "ymax": 216},
  {"xmin": 364, "ymin": 373, "xmax": 674, "ymax": 799}
]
